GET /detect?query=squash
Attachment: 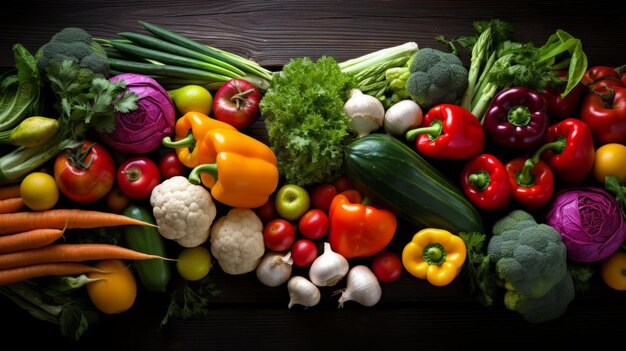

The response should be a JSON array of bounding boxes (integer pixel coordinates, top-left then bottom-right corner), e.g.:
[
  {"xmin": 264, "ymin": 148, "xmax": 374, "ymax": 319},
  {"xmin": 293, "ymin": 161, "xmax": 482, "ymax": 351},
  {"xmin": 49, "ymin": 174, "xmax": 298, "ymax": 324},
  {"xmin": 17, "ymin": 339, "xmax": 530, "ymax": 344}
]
[{"xmin": 344, "ymin": 133, "xmax": 484, "ymax": 234}]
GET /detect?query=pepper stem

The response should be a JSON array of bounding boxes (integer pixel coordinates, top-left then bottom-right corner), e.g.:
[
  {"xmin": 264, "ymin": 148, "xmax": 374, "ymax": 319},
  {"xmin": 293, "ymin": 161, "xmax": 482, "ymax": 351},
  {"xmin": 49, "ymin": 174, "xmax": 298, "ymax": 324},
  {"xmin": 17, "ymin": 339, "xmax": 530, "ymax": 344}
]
[
  {"xmin": 468, "ymin": 171, "xmax": 491, "ymax": 191},
  {"xmin": 507, "ymin": 105, "xmax": 532, "ymax": 127},
  {"xmin": 516, "ymin": 158, "xmax": 537, "ymax": 187},
  {"xmin": 188, "ymin": 163, "xmax": 218, "ymax": 185},
  {"xmin": 162, "ymin": 132, "xmax": 195, "ymax": 149},
  {"xmin": 422, "ymin": 243, "xmax": 447, "ymax": 266},
  {"xmin": 405, "ymin": 120, "xmax": 443, "ymax": 141},
  {"xmin": 531, "ymin": 137, "xmax": 567, "ymax": 161}
]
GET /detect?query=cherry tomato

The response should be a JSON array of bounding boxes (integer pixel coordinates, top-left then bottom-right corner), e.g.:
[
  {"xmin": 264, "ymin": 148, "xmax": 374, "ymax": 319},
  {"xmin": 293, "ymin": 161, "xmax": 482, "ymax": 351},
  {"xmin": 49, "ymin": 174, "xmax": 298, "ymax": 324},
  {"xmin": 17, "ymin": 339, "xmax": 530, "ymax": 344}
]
[
  {"xmin": 212, "ymin": 78, "xmax": 262, "ymax": 129},
  {"xmin": 158, "ymin": 151, "xmax": 185, "ymax": 179},
  {"xmin": 104, "ymin": 186, "xmax": 131, "ymax": 213},
  {"xmin": 298, "ymin": 209, "xmax": 329, "ymax": 240},
  {"xmin": 290, "ymin": 239, "xmax": 318, "ymax": 267},
  {"xmin": 254, "ymin": 197, "xmax": 276, "ymax": 223},
  {"xmin": 263, "ymin": 219, "xmax": 296, "ymax": 252},
  {"xmin": 20, "ymin": 172, "xmax": 59, "ymax": 211},
  {"xmin": 117, "ymin": 156, "xmax": 161, "ymax": 200},
  {"xmin": 371, "ymin": 251, "xmax": 403, "ymax": 283},
  {"xmin": 333, "ymin": 175, "xmax": 354, "ymax": 193},
  {"xmin": 310, "ymin": 183, "xmax": 337, "ymax": 212},
  {"xmin": 176, "ymin": 246, "xmax": 212, "ymax": 281},
  {"xmin": 54, "ymin": 140, "xmax": 115, "ymax": 203},
  {"xmin": 339, "ymin": 189, "xmax": 363, "ymax": 204}
]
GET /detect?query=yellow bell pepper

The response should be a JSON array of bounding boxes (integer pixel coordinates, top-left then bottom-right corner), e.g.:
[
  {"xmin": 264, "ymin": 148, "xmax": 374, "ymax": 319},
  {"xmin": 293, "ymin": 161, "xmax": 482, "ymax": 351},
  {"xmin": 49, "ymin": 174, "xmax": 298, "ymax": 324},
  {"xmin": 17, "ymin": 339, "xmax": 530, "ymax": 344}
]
[
  {"xmin": 401, "ymin": 228, "xmax": 467, "ymax": 286},
  {"xmin": 188, "ymin": 128, "xmax": 279, "ymax": 208},
  {"xmin": 161, "ymin": 111, "xmax": 236, "ymax": 168}
]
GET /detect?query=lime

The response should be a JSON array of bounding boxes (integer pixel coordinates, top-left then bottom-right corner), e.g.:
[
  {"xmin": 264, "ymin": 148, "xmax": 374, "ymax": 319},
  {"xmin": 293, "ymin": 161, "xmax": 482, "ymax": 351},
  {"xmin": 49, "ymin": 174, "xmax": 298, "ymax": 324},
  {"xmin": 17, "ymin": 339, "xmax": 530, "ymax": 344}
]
[
  {"xmin": 168, "ymin": 85, "xmax": 213, "ymax": 115},
  {"xmin": 176, "ymin": 246, "xmax": 212, "ymax": 281}
]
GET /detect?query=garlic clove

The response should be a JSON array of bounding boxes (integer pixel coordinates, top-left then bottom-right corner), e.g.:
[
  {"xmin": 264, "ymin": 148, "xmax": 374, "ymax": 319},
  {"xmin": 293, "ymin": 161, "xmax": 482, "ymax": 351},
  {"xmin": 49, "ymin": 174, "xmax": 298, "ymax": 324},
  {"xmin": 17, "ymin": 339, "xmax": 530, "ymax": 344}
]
[
  {"xmin": 287, "ymin": 276, "xmax": 321, "ymax": 309},
  {"xmin": 337, "ymin": 265, "xmax": 382, "ymax": 308},
  {"xmin": 256, "ymin": 251, "xmax": 293, "ymax": 287},
  {"xmin": 309, "ymin": 242, "xmax": 349, "ymax": 287},
  {"xmin": 383, "ymin": 99, "xmax": 423, "ymax": 136},
  {"xmin": 344, "ymin": 89, "xmax": 385, "ymax": 138}
]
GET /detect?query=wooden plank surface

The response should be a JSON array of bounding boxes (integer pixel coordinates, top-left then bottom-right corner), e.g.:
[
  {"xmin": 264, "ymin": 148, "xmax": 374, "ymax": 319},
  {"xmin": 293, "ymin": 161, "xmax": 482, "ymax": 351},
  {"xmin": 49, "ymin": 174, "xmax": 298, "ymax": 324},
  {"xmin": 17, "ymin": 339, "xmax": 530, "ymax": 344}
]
[{"xmin": 1, "ymin": 0, "xmax": 626, "ymax": 348}]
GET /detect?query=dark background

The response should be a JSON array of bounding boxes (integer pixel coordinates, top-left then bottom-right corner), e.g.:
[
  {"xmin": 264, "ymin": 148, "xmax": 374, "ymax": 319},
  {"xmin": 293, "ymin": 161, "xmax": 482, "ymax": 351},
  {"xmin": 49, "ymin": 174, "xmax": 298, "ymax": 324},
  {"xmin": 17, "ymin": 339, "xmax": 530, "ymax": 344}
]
[{"xmin": 1, "ymin": 1, "xmax": 625, "ymax": 349}]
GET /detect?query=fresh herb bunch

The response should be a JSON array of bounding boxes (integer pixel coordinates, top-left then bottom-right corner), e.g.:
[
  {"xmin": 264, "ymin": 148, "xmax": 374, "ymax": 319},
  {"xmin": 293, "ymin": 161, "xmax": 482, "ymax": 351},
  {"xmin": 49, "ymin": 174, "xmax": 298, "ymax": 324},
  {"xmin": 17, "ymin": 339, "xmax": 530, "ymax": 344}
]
[
  {"xmin": 260, "ymin": 56, "xmax": 355, "ymax": 186},
  {"xmin": 160, "ymin": 275, "xmax": 221, "ymax": 328}
]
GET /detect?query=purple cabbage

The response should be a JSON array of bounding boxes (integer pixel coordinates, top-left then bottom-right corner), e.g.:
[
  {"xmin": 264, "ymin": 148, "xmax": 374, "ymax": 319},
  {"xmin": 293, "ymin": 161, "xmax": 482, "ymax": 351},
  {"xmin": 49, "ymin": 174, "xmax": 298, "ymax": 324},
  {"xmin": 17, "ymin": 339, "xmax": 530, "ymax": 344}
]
[
  {"xmin": 545, "ymin": 187, "xmax": 626, "ymax": 263},
  {"xmin": 98, "ymin": 73, "xmax": 175, "ymax": 154}
]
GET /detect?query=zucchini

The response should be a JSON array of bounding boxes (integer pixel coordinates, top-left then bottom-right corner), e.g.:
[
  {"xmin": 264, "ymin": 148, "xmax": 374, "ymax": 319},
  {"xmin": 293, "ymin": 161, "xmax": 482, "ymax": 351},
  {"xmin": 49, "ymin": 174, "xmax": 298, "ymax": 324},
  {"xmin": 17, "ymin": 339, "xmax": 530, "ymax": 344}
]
[
  {"xmin": 123, "ymin": 205, "xmax": 171, "ymax": 292},
  {"xmin": 344, "ymin": 133, "xmax": 484, "ymax": 234}
]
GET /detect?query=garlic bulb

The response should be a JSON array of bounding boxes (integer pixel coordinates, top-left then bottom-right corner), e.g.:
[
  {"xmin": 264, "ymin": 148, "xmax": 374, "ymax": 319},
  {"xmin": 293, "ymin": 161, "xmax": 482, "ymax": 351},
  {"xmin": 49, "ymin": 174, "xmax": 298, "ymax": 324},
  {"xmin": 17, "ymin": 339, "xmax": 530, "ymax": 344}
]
[
  {"xmin": 343, "ymin": 89, "xmax": 385, "ymax": 138},
  {"xmin": 337, "ymin": 265, "xmax": 382, "ymax": 307},
  {"xmin": 256, "ymin": 251, "xmax": 293, "ymax": 287},
  {"xmin": 309, "ymin": 242, "xmax": 349, "ymax": 287},
  {"xmin": 384, "ymin": 99, "xmax": 423, "ymax": 136},
  {"xmin": 287, "ymin": 276, "xmax": 321, "ymax": 308}
]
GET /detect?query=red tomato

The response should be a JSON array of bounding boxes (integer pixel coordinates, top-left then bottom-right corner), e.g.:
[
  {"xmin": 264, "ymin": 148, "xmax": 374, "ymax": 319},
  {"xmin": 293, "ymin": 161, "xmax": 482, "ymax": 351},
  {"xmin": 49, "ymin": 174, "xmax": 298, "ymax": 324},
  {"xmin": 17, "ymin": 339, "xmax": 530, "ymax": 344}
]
[
  {"xmin": 339, "ymin": 189, "xmax": 363, "ymax": 204},
  {"xmin": 104, "ymin": 186, "xmax": 130, "ymax": 213},
  {"xmin": 581, "ymin": 66, "xmax": 623, "ymax": 92},
  {"xmin": 371, "ymin": 251, "xmax": 402, "ymax": 283},
  {"xmin": 254, "ymin": 197, "xmax": 276, "ymax": 223},
  {"xmin": 298, "ymin": 209, "xmax": 329, "ymax": 240},
  {"xmin": 263, "ymin": 219, "xmax": 296, "ymax": 252},
  {"xmin": 290, "ymin": 239, "xmax": 318, "ymax": 267},
  {"xmin": 212, "ymin": 78, "xmax": 262, "ymax": 129},
  {"xmin": 310, "ymin": 183, "xmax": 337, "ymax": 212},
  {"xmin": 117, "ymin": 156, "xmax": 161, "ymax": 200},
  {"xmin": 54, "ymin": 140, "xmax": 115, "ymax": 203},
  {"xmin": 158, "ymin": 151, "xmax": 185, "ymax": 179},
  {"xmin": 333, "ymin": 175, "xmax": 354, "ymax": 193}
]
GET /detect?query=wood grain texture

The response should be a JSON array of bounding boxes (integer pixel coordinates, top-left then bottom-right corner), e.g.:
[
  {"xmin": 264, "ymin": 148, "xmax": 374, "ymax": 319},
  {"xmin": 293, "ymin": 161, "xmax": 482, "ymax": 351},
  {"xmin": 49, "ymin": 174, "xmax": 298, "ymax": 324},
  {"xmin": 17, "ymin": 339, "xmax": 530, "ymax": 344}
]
[{"xmin": 1, "ymin": 0, "xmax": 626, "ymax": 348}]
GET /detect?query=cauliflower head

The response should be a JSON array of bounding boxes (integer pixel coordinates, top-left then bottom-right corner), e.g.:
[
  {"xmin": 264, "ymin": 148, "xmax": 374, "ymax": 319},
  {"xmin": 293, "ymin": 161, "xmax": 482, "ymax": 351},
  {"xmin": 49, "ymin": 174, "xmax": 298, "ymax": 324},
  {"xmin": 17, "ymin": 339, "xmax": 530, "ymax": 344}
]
[
  {"xmin": 210, "ymin": 208, "xmax": 265, "ymax": 275},
  {"xmin": 150, "ymin": 176, "xmax": 217, "ymax": 248}
]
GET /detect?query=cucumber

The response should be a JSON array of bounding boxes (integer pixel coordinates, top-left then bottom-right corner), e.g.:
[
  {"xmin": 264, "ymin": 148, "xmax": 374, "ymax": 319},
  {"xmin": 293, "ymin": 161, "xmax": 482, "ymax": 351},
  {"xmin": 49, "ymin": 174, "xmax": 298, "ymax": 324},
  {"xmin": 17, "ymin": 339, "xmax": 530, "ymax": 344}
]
[
  {"xmin": 344, "ymin": 133, "xmax": 484, "ymax": 234},
  {"xmin": 123, "ymin": 205, "xmax": 171, "ymax": 292}
]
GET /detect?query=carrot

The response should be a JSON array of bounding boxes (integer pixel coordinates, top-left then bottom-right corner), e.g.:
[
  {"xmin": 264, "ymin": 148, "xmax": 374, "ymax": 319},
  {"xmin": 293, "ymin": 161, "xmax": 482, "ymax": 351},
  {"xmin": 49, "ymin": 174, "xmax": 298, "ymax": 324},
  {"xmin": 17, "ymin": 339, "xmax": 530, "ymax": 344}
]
[
  {"xmin": 0, "ymin": 184, "xmax": 20, "ymax": 200},
  {"xmin": 0, "ymin": 197, "xmax": 24, "ymax": 214},
  {"xmin": 0, "ymin": 208, "xmax": 158, "ymax": 235},
  {"xmin": 0, "ymin": 262, "xmax": 105, "ymax": 286},
  {"xmin": 0, "ymin": 229, "xmax": 66, "ymax": 254},
  {"xmin": 0, "ymin": 243, "xmax": 172, "ymax": 270}
]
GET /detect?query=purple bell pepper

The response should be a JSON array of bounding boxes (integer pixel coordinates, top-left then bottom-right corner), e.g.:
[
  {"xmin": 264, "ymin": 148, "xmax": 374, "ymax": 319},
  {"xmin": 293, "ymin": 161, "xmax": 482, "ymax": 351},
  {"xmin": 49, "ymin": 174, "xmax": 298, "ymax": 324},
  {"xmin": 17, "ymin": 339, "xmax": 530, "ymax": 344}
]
[{"xmin": 482, "ymin": 87, "xmax": 549, "ymax": 150}]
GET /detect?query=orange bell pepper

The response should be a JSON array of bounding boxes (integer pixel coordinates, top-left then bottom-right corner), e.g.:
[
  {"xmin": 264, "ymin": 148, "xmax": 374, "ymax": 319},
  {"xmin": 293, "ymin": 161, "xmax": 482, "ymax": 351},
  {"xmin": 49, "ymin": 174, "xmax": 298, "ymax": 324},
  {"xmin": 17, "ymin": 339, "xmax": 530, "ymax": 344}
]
[
  {"xmin": 328, "ymin": 193, "xmax": 397, "ymax": 259},
  {"xmin": 401, "ymin": 228, "xmax": 466, "ymax": 286},
  {"xmin": 188, "ymin": 128, "xmax": 279, "ymax": 208},
  {"xmin": 161, "ymin": 111, "xmax": 236, "ymax": 168}
]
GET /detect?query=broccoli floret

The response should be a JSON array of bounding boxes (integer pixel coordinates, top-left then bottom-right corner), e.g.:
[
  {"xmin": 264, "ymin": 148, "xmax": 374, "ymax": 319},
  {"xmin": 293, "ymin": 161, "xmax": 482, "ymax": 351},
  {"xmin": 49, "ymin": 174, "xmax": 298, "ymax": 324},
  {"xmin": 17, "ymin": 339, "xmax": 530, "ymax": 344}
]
[
  {"xmin": 487, "ymin": 210, "xmax": 574, "ymax": 323},
  {"xmin": 36, "ymin": 27, "xmax": 109, "ymax": 77},
  {"xmin": 405, "ymin": 47, "xmax": 468, "ymax": 109}
]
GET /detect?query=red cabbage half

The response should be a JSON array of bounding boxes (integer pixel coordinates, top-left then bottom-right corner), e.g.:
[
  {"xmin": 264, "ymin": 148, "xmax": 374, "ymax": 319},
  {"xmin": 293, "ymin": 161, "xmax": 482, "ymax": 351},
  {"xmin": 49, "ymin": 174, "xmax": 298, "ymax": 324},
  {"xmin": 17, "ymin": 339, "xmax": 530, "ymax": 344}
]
[
  {"xmin": 545, "ymin": 187, "xmax": 626, "ymax": 263},
  {"xmin": 99, "ymin": 73, "xmax": 175, "ymax": 154}
]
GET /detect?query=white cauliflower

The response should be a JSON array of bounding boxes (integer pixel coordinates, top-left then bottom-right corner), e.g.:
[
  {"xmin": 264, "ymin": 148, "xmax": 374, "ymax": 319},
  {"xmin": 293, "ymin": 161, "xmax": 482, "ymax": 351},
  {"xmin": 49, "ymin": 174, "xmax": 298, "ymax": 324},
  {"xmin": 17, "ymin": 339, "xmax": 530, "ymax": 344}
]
[
  {"xmin": 150, "ymin": 176, "xmax": 217, "ymax": 248},
  {"xmin": 210, "ymin": 208, "xmax": 265, "ymax": 275}
]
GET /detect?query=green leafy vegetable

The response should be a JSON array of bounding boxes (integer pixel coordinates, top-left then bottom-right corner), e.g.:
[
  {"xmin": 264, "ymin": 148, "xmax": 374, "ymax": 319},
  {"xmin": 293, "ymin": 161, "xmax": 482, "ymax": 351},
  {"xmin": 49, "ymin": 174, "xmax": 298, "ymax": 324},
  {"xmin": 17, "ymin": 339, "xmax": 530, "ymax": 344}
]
[
  {"xmin": 160, "ymin": 275, "xmax": 221, "ymax": 328},
  {"xmin": 260, "ymin": 56, "xmax": 355, "ymax": 186},
  {"xmin": 459, "ymin": 231, "xmax": 497, "ymax": 306}
]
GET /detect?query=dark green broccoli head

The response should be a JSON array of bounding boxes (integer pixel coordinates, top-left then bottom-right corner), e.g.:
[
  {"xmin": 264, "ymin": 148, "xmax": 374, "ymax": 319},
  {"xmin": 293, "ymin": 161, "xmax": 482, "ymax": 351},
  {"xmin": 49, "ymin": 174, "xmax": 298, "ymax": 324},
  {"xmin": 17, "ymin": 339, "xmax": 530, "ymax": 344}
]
[
  {"xmin": 36, "ymin": 27, "xmax": 109, "ymax": 77},
  {"xmin": 515, "ymin": 273, "xmax": 575, "ymax": 323},
  {"xmin": 405, "ymin": 47, "xmax": 468, "ymax": 109}
]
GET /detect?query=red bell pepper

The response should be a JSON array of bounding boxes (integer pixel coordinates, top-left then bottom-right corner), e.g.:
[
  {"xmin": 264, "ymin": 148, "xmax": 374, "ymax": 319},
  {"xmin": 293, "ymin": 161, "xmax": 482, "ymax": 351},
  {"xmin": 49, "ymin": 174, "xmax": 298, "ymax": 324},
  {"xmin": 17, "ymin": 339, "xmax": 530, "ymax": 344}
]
[
  {"xmin": 540, "ymin": 71, "xmax": 584, "ymax": 120},
  {"xmin": 505, "ymin": 157, "xmax": 554, "ymax": 211},
  {"xmin": 579, "ymin": 86, "xmax": 626, "ymax": 145},
  {"xmin": 533, "ymin": 118, "xmax": 595, "ymax": 185},
  {"xmin": 460, "ymin": 154, "xmax": 511, "ymax": 211},
  {"xmin": 483, "ymin": 87, "xmax": 549, "ymax": 150},
  {"xmin": 405, "ymin": 104, "xmax": 484, "ymax": 159},
  {"xmin": 328, "ymin": 193, "xmax": 397, "ymax": 259}
]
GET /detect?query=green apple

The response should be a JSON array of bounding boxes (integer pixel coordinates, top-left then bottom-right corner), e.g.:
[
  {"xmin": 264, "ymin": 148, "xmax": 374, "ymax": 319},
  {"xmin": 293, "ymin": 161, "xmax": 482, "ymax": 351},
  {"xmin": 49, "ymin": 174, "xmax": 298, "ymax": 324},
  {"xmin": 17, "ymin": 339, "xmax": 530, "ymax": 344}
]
[{"xmin": 274, "ymin": 184, "xmax": 311, "ymax": 221}]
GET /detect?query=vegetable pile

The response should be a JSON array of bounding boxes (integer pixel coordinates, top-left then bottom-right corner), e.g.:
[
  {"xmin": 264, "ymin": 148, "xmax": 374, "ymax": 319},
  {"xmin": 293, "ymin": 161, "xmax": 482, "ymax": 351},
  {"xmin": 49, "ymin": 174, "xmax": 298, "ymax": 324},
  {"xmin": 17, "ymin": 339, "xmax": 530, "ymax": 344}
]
[{"xmin": 1, "ymin": 18, "xmax": 626, "ymax": 341}]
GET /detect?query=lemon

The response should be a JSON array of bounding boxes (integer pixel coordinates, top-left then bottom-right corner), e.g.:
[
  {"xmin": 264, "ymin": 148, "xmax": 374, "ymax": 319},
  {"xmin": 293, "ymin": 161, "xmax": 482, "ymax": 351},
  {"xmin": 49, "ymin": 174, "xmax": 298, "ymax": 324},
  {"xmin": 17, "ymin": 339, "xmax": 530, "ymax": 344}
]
[{"xmin": 168, "ymin": 85, "xmax": 213, "ymax": 115}]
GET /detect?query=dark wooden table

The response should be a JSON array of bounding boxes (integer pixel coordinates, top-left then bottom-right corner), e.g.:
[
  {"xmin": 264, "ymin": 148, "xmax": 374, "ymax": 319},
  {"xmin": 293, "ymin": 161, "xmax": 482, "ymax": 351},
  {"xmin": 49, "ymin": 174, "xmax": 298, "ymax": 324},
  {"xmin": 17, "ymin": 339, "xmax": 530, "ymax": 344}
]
[{"xmin": 1, "ymin": 1, "xmax": 625, "ymax": 349}]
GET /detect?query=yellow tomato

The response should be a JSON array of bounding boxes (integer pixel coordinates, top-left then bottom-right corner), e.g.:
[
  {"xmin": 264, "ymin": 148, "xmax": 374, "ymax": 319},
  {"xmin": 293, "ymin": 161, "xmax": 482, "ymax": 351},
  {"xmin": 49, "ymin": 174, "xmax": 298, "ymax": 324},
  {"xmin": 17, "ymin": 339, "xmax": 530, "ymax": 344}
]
[
  {"xmin": 600, "ymin": 251, "xmax": 626, "ymax": 291},
  {"xmin": 20, "ymin": 172, "xmax": 59, "ymax": 211},
  {"xmin": 87, "ymin": 259, "xmax": 137, "ymax": 314},
  {"xmin": 176, "ymin": 246, "xmax": 212, "ymax": 281},
  {"xmin": 593, "ymin": 143, "xmax": 626, "ymax": 183}
]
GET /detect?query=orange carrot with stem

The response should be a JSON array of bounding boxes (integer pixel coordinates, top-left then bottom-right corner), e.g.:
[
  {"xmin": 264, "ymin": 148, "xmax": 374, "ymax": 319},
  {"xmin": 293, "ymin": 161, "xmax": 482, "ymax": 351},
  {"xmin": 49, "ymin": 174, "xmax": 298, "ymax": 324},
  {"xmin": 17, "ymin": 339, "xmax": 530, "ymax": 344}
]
[
  {"xmin": 0, "ymin": 228, "xmax": 66, "ymax": 254},
  {"xmin": 0, "ymin": 262, "xmax": 106, "ymax": 286},
  {"xmin": 0, "ymin": 243, "xmax": 174, "ymax": 270},
  {"xmin": 0, "ymin": 184, "xmax": 20, "ymax": 200},
  {"xmin": 0, "ymin": 197, "xmax": 24, "ymax": 214},
  {"xmin": 0, "ymin": 209, "xmax": 158, "ymax": 235}
]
